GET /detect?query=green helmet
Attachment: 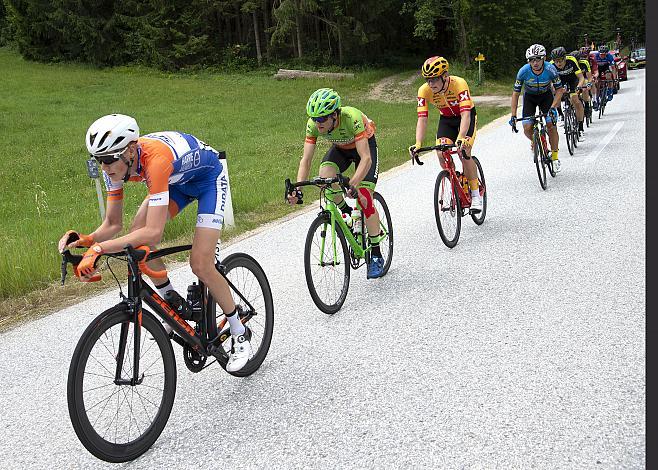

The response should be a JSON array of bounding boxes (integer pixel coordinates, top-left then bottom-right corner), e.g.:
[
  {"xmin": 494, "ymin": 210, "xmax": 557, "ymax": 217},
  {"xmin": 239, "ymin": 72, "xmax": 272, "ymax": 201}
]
[{"xmin": 306, "ymin": 88, "xmax": 341, "ymax": 117}]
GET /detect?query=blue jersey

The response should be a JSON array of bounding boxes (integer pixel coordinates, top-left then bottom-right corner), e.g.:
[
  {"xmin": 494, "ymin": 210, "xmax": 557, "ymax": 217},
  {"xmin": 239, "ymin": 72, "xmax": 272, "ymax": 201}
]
[
  {"xmin": 513, "ymin": 62, "xmax": 563, "ymax": 95},
  {"xmin": 594, "ymin": 52, "xmax": 615, "ymax": 72}
]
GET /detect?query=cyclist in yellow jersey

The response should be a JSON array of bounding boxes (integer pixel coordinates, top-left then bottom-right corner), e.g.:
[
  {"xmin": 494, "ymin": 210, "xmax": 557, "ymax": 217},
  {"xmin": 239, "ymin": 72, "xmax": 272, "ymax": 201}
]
[
  {"xmin": 409, "ymin": 56, "xmax": 482, "ymax": 212},
  {"xmin": 576, "ymin": 47, "xmax": 594, "ymax": 116}
]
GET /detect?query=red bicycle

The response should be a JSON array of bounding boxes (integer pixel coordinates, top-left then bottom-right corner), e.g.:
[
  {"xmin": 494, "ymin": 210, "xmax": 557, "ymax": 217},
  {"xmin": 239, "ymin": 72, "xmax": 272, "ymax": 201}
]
[{"xmin": 410, "ymin": 143, "xmax": 487, "ymax": 248}]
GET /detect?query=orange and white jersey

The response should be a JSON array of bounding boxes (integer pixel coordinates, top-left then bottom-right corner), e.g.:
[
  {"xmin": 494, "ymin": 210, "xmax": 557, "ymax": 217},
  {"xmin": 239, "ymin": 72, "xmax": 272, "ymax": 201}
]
[
  {"xmin": 103, "ymin": 131, "xmax": 221, "ymax": 207},
  {"xmin": 416, "ymin": 75, "xmax": 475, "ymax": 118}
]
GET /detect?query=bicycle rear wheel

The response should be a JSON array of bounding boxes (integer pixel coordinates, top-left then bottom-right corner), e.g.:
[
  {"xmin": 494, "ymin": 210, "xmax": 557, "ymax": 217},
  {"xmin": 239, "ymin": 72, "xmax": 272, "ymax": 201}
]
[
  {"xmin": 534, "ymin": 133, "xmax": 548, "ymax": 189},
  {"xmin": 67, "ymin": 306, "xmax": 176, "ymax": 463},
  {"xmin": 209, "ymin": 252, "xmax": 274, "ymax": 377},
  {"xmin": 372, "ymin": 192, "xmax": 394, "ymax": 276},
  {"xmin": 434, "ymin": 170, "xmax": 462, "ymax": 248},
  {"xmin": 304, "ymin": 213, "xmax": 350, "ymax": 314},
  {"xmin": 470, "ymin": 156, "xmax": 487, "ymax": 225}
]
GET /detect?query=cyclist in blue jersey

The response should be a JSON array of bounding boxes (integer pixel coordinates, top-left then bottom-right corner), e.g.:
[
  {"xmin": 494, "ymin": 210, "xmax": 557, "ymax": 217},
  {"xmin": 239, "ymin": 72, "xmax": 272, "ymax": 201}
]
[
  {"xmin": 509, "ymin": 44, "xmax": 565, "ymax": 172},
  {"xmin": 58, "ymin": 114, "xmax": 252, "ymax": 372},
  {"xmin": 592, "ymin": 45, "xmax": 618, "ymax": 109}
]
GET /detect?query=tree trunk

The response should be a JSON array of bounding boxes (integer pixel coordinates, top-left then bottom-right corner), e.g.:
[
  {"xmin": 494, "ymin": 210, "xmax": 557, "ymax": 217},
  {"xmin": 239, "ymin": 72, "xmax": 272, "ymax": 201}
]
[
  {"xmin": 458, "ymin": 14, "xmax": 468, "ymax": 64},
  {"xmin": 262, "ymin": 0, "xmax": 271, "ymax": 58},
  {"xmin": 253, "ymin": 11, "xmax": 262, "ymax": 65},
  {"xmin": 295, "ymin": 9, "xmax": 303, "ymax": 58},
  {"xmin": 337, "ymin": 25, "xmax": 343, "ymax": 65}
]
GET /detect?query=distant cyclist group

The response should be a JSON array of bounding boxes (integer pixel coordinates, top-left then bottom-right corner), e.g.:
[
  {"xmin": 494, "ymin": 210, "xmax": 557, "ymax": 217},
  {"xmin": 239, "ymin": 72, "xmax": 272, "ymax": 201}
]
[
  {"xmin": 57, "ymin": 41, "xmax": 625, "ymax": 462},
  {"xmin": 510, "ymin": 43, "xmax": 620, "ymax": 172}
]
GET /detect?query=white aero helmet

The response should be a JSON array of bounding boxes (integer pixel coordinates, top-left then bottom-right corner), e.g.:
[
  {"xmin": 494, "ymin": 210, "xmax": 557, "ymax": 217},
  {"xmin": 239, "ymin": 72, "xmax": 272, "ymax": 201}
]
[
  {"xmin": 525, "ymin": 44, "xmax": 546, "ymax": 60},
  {"xmin": 86, "ymin": 114, "xmax": 139, "ymax": 156}
]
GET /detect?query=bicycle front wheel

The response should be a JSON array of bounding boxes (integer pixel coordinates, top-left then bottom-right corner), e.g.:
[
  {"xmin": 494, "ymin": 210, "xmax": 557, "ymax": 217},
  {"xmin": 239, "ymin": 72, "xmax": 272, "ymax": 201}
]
[
  {"xmin": 534, "ymin": 134, "xmax": 548, "ymax": 190},
  {"xmin": 470, "ymin": 156, "xmax": 487, "ymax": 225},
  {"xmin": 67, "ymin": 306, "xmax": 177, "ymax": 463},
  {"xmin": 372, "ymin": 192, "xmax": 394, "ymax": 276},
  {"xmin": 304, "ymin": 213, "xmax": 350, "ymax": 314},
  {"xmin": 434, "ymin": 170, "xmax": 462, "ymax": 248},
  {"xmin": 565, "ymin": 107, "xmax": 575, "ymax": 156}
]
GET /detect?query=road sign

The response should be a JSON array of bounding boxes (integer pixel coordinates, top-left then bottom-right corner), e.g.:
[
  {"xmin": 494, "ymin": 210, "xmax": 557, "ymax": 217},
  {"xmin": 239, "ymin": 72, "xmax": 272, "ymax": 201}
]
[{"xmin": 475, "ymin": 53, "xmax": 485, "ymax": 61}]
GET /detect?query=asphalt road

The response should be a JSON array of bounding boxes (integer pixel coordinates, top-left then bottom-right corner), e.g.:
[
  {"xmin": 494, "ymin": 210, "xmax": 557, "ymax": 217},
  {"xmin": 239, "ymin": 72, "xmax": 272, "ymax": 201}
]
[{"xmin": 0, "ymin": 69, "xmax": 645, "ymax": 469}]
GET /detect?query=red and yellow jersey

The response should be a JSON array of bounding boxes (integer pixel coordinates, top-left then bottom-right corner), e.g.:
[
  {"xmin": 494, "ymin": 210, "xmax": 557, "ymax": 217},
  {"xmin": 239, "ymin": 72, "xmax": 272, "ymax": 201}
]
[{"xmin": 416, "ymin": 75, "xmax": 475, "ymax": 118}]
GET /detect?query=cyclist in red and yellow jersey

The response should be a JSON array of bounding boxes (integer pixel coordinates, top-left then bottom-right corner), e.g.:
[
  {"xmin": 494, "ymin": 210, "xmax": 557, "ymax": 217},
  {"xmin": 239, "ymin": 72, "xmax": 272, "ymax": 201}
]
[{"xmin": 409, "ymin": 56, "xmax": 482, "ymax": 212}]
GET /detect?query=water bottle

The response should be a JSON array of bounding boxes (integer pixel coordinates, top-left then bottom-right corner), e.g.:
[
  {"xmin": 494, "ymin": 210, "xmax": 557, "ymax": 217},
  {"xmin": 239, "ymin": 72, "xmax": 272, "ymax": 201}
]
[
  {"xmin": 460, "ymin": 174, "xmax": 469, "ymax": 194},
  {"xmin": 164, "ymin": 290, "xmax": 191, "ymax": 320},
  {"xmin": 351, "ymin": 209, "xmax": 362, "ymax": 234},
  {"xmin": 187, "ymin": 283, "xmax": 203, "ymax": 322},
  {"xmin": 341, "ymin": 211, "xmax": 353, "ymax": 228}
]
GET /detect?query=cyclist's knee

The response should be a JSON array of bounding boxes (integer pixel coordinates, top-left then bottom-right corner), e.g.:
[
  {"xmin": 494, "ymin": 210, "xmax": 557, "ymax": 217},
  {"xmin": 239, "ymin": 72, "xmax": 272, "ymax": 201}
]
[
  {"xmin": 357, "ymin": 187, "xmax": 376, "ymax": 218},
  {"xmin": 190, "ymin": 255, "xmax": 216, "ymax": 281},
  {"xmin": 319, "ymin": 163, "xmax": 338, "ymax": 178}
]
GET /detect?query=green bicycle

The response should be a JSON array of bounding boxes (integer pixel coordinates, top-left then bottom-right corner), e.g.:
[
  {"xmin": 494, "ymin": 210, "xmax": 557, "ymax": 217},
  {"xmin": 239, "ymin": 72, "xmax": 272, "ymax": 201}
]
[{"xmin": 285, "ymin": 174, "xmax": 393, "ymax": 314}]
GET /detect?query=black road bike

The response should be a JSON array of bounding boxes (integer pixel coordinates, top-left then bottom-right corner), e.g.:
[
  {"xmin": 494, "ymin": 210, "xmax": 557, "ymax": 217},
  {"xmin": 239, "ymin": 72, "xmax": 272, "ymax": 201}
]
[{"xmin": 62, "ymin": 241, "xmax": 274, "ymax": 463}]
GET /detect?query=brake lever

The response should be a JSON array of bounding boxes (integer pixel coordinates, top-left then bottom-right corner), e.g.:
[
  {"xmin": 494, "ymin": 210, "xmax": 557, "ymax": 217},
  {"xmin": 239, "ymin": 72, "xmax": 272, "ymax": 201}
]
[
  {"xmin": 61, "ymin": 257, "xmax": 68, "ymax": 285},
  {"xmin": 410, "ymin": 150, "xmax": 424, "ymax": 166}
]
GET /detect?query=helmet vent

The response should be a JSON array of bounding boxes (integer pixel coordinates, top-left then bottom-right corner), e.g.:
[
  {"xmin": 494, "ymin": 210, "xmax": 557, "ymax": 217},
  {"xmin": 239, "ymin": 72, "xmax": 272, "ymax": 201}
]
[{"xmin": 97, "ymin": 131, "xmax": 111, "ymax": 148}]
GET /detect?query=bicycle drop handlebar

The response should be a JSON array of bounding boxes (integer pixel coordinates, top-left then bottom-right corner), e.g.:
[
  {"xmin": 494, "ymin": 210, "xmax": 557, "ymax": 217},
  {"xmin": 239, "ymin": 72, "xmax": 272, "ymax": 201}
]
[
  {"xmin": 510, "ymin": 112, "xmax": 549, "ymax": 134},
  {"xmin": 59, "ymin": 243, "xmax": 186, "ymax": 285},
  {"xmin": 409, "ymin": 143, "xmax": 469, "ymax": 165},
  {"xmin": 284, "ymin": 174, "xmax": 351, "ymax": 205}
]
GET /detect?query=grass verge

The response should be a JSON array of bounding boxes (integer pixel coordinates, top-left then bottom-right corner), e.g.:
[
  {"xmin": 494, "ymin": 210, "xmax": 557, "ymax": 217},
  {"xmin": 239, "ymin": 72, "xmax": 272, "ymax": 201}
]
[{"xmin": 0, "ymin": 48, "xmax": 508, "ymax": 332}]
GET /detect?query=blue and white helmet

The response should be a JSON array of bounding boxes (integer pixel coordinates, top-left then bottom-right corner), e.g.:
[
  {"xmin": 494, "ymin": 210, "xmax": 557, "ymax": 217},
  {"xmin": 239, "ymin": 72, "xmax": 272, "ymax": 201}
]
[{"xmin": 526, "ymin": 44, "xmax": 546, "ymax": 60}]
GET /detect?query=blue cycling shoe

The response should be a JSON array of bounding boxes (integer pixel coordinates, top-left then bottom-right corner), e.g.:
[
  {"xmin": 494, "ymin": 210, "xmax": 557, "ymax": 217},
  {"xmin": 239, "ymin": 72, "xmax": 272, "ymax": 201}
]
[{"xmin": 367, "ymin": 255, "xmax": 385, "ymax": 279}]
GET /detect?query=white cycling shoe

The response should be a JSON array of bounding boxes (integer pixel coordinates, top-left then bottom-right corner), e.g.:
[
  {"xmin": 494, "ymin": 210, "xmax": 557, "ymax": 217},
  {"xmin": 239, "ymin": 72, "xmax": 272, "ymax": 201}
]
[
  {"xmin": 227, "ymin": 332, "xmax": 252, "ymax": 372},
  {"xmin": 470, "ymin": 195, "xmax": 483, "ymax": 213}
]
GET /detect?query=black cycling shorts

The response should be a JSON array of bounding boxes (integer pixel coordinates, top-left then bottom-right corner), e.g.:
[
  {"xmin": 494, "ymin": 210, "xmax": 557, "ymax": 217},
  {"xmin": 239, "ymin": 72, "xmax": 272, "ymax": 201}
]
[
  {"xmin": 522, "ymin": 91, "xmax": 554, "ymax": 119},
  {"xmin": 320, "ymin": 135, "xmax": 379, "ymax": 189},
  {"xmin": 436, "ymin": 109, "xmax": 477, "ymax": 143}
]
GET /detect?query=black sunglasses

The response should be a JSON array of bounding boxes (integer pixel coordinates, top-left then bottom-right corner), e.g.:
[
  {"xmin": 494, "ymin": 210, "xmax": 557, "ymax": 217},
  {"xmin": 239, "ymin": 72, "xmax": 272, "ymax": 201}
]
[
  {"xmin": 93, "ymin": 155, "xmax": 121, "ymax": 165},
  {"xmin": 312, "ymin": 115, "xmax": 331, "ymax": 123}
]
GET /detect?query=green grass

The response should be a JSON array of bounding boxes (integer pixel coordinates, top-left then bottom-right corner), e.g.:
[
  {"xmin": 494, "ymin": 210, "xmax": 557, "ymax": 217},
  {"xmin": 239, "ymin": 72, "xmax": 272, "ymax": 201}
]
[{"xmin": 0, "ymin": 48, "xmax": 508, "ymax": 304}]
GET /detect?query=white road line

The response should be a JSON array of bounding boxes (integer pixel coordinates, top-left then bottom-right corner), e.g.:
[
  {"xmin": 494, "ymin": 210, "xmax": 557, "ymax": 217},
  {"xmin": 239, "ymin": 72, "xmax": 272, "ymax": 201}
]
[
  {"xmin": 583, "ymin": 121, "xmax": 624, "ymax": 164},
  {"xmin": 636, "ymin": 80, "xmax": 643, "ymax": 96}
]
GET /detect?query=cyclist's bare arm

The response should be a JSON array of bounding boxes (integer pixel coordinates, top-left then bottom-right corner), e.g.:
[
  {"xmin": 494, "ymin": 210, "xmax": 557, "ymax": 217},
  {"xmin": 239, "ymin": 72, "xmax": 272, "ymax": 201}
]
[
  {"xmin": 288, "ymin": 141, "xmax": 316, "ymax": 204},
  {"xmin": 90, "ymin": 198, "xmax": 124, "ymax": 243},
  {"xmin": 350, "ymin": 137, "xmax": 372, "ymax": 188},
  {"xmin": 551, "ymin": 87, "xmax": 565, "ymax": 108},
  {"xmin": 297, "ymin": 141, "xmax": 316, "ymax": 182},
  {"xmin": 511, "ymin": 91, "xmax": 521, "ymax": 116},
  {"xmin": 415, "ymin": 115, "xmax": 428, "ymax": 145},
  {"xmin": 457, "ymin": 110, "xmax": 472, "ymax": 142},
  {"xmin": 59, "ymin": 198, "xmax": 124, "ymax": 252},
  {"xmin": 97, "ymin": 205, "xmax": 168, "ymax": 253}
]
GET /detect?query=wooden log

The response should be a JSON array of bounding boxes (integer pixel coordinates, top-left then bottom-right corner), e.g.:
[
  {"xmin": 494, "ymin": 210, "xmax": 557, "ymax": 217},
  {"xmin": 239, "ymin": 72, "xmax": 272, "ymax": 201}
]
[{"xmin": 273, "ymin": 69, "xmax": 355, "ymax": 80}]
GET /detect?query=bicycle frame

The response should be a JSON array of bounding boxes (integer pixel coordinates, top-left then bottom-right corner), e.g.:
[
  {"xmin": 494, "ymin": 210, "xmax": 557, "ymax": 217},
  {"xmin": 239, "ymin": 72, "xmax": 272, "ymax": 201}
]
[
  {"xmin": 413, "ymin": 144, "xmax": 484, "ymax": 210},
  {"xmin": 285, "ymin": 175, "xmax": 390, "ymax": 268},
  {"xmin": 63, "ymin": 244, "xmax": 258, "ymax": 385},
  {"xmin": 320, "ymin": 186, "xmax": 368, "ymax": 261}
]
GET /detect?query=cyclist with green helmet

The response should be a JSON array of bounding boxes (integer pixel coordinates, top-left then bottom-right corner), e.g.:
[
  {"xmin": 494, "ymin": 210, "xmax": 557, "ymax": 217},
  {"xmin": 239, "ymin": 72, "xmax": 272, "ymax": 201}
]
[{"xmin": 286, "ymin": 88, "xmax": 386, "ymax": 279}]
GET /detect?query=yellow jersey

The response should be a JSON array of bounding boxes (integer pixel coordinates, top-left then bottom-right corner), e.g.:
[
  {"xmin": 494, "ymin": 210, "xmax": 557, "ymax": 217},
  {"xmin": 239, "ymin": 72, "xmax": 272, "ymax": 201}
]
[{"xmin": 416, "ymin": 75, "xmax": 475, "ymax": 118}]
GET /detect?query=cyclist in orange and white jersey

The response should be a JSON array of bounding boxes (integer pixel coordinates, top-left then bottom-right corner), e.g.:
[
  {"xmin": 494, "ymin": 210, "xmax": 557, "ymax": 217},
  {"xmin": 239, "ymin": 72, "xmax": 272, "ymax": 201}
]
[
  {"xmin": 410, "ymin": 56, "xmax": 483, "ymax": 212},
  {"xmin": 57, "ymin": 114, "xmax": 251, "ymax": 372}
]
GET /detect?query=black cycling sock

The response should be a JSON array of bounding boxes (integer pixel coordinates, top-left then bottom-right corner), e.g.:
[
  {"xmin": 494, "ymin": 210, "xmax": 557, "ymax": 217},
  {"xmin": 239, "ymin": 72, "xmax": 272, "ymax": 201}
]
[
  {"xmin": 578, "ymin": 121, "xmax": 584, "ymax": 131},
  {"xmin": 337, "ymin": 198, "xmax": 352, "ymax": 215},
  {"xmin": 370, "ymin": 232, "xmax": 383, "ymax": 258}
]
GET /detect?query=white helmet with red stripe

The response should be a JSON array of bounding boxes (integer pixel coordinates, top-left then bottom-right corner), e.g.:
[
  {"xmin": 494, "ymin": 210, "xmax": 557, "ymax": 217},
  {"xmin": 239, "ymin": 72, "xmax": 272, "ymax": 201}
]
[{"xmin": 86, "ymin": 114, "xmax": 139, "ymax": 156}]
